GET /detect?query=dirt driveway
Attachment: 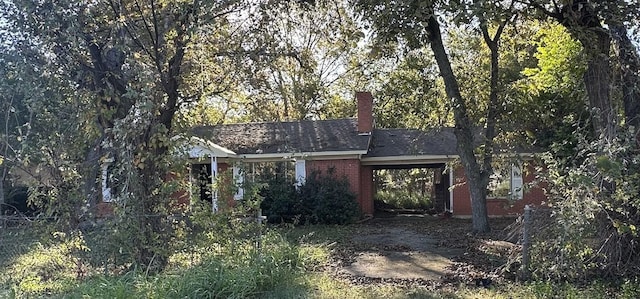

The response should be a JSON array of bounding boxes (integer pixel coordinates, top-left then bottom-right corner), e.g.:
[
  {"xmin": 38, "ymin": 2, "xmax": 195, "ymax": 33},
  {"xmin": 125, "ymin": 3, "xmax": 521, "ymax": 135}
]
[{"xmin": 334, "ymin": 214, "xmax": 518, "ymax": 283}]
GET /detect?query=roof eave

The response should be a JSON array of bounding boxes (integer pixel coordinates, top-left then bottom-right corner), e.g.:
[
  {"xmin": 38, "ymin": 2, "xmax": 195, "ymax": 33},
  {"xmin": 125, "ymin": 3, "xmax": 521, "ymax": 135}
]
[
  {"xmin": 188, "ymin": 137, "xmax": 237, "ymax": 158},
  {"xmin": 237, "ymin": 150, "xmax": 368, "ymax": 161},
  {"xmin": 361, "ymin": 155, "xmax": 456, "ymax": 166}
]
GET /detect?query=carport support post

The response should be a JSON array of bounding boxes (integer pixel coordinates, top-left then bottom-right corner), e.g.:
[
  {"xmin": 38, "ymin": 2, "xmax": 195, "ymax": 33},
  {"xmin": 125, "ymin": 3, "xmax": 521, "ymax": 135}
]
[{"xmin": 521, "ymin": 205, "xmax": 532, "ymax": 280}]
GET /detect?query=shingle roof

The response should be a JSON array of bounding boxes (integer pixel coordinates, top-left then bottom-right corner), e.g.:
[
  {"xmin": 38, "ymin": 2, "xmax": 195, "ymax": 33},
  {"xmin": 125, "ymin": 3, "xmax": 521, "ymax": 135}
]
[
  {"xmin": 191, "ymin": 118, "xmax": 371, "ymax": 155},
  {"xmin": 366, "ymin": 127, "xmax": 541, "ymax": 157},
  {"xmin": 366, "ymin": 128, "xmax": 459, "ymax": 157}
]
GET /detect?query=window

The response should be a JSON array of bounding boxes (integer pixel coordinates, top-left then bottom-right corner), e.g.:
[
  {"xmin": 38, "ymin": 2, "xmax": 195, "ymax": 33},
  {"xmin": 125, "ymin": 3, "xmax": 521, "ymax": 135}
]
[{"xmin": 487, "ymin": 160, "xmax": 523, "ymax": 200}]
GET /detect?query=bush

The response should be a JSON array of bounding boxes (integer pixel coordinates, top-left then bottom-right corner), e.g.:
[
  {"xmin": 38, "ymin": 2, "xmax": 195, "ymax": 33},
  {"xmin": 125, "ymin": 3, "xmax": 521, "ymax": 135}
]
[
  {"xmin": 261, "ymin": 168, "xmax": 359, "ymax": 225},
  {"xmin": 531, "ymin": 128, "xmax": 640, "ymax": 281},
  {"xmin": 259, "ymin": 176, "xmax": 298, "ymax": 223},
  {"xmin": 298, "ymin": 169, "xmax": 359, "ymax": 224}
]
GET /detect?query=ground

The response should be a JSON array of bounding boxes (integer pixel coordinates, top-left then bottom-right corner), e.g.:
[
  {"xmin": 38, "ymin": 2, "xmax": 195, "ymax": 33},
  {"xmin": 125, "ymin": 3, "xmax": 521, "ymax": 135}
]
[{"xmin": 325, "ymin": 213, "xmax": 520, "ymax": 287}]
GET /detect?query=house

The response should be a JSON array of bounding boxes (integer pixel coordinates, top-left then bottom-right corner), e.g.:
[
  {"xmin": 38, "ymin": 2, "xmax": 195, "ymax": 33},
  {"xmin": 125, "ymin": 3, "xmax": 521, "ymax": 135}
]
[{"xmin": 188, "ymin": 92, "xmax": 546, "ymax": 217}]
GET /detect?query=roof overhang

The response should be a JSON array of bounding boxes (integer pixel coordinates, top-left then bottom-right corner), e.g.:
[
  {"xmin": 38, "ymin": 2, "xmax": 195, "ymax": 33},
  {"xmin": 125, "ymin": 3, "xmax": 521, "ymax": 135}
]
[
  {"xmin": 361, "ymin": 155, "xmax": 455, "ymax": 166},
  {"xmin": 361, "ymin": 152, "xmax": 539, "ymax": 166},
  {"xmin": 188, "ymin": 137, "xmax": 237, "ymax": 158},
  {"xmin": 239, "ymin": 150, "xmax": 367, "ymax": 162}
]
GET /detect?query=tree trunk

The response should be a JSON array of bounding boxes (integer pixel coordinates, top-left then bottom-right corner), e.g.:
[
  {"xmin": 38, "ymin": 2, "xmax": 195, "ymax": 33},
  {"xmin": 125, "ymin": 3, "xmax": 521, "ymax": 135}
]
[
  {"xmin": 0, "ymin": 174, "xmax": 5, "ymax": 217},
  {"xmin": 426, "ymin": 14, "xmax": 490, "ymax": 233},
  {"xmin": 468, "ymin": 170, "xmax": 490, "ymax": 231},
  {"xmin": 582, "ymin": 33, "xmax": 615, "ymax": 139},
  {"xmin": 82, "ymin": 135, "xmax": 103, "ymax": 217},
  {"xmin": 559, "ymin": 1, "xmax": 616, "ymax": 140},
  {"xmin": 610, "ymin": 24, "xmax": 640, "ymax": 132}
]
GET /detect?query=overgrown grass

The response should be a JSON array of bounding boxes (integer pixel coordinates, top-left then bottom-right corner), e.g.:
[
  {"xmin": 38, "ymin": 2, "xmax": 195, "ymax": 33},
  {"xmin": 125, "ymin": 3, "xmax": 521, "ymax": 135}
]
[
  {"xmin": 3, "ymin": 222, "xmax": 640, "ymax": 298},
  {"xmin": 0, "ymin": 222, "xmax": 334, "ymax": 298}
]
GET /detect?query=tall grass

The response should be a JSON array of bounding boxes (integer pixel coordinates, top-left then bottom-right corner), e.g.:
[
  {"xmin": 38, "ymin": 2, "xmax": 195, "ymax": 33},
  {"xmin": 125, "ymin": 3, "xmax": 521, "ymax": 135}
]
[
  {"xmin": 4, "ymin": 221, "xmax": 640, "ymax": 298},
  {"xmin": 0, "ymin": 222, "xmax": 333, "ymax": 298}
]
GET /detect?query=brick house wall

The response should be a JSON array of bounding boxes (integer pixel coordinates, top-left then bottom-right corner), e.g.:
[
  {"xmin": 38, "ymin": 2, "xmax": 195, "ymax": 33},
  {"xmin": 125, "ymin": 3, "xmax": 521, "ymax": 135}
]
[
  {"xmin": 451, "ymin": 163, "xmax": 546, "ymax": 217},
  {"xmin": 359, "ymin": 165, "xmax": 374, "ymax": 215},
  {"xmin": 306, "ymin": 159, "xmax": 374, "ymax": 215},
  {"xmin": 215, "ymin": 162, "xmax": 238, "ymax": 209}
]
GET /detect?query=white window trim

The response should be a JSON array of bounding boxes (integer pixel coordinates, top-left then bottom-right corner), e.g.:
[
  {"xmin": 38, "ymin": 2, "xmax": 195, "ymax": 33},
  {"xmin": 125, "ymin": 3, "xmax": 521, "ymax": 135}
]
[{"xmin": 487, "ymin": 160, "xmax": 524, "ymax": 200}]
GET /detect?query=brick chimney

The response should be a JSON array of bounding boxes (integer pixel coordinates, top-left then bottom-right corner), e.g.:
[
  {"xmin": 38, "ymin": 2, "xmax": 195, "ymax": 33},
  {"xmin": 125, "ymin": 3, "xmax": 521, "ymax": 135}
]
[{"xmin": 356, "ymin": 91, "xmax": 373, "ymax": 134}]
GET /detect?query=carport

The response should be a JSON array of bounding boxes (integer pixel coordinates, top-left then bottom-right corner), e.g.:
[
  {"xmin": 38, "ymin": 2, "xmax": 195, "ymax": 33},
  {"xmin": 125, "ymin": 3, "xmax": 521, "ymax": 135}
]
[{"xmin": 361, "ymin": 128, "xmax": 460, "ymax": 214}]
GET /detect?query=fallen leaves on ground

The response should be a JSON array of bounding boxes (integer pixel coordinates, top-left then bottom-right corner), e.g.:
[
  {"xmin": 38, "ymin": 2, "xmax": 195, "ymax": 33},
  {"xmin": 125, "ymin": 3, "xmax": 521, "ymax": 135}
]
[{"xmin": 326, "ymin": 215, "xmax": 521, "ymax": 289}]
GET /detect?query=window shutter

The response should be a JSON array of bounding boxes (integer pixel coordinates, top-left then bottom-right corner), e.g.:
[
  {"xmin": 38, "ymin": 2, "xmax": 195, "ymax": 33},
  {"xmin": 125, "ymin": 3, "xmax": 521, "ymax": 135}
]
[
  {"xmin": 233, "ymin": 166, "xmax": 244, "ymax": 200},
  {"xmin": 511, "ymin": 162, "xmax": 523, "ymax": 200},
  {"xmin": 295, "ymin": 160, "xmax": 306, "ymax": 187},
  {"xmin": 101, "ymin": 163, "xmax": 112, "ymax": 202}
]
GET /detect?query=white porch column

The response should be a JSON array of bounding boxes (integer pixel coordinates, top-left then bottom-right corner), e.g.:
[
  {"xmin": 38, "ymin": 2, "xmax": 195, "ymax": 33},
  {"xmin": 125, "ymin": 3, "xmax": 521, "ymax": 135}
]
[
  {"xmin": 101, "ymin": 157, "xmax": 114, "ymax": 202},
  {"xmin": 449, "ymin": 168, "xmax": 454, "ymax": 213},
  {"xmin": 211, "ymin": 156, "xmax": 218, "ymax": 212}
]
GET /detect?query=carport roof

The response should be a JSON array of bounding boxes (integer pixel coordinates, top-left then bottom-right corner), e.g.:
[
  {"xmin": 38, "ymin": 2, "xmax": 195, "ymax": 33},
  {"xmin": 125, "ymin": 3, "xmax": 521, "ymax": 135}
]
[
  {"xmin": 365, "ymin": 127, "xmax": 542, "ymax": 159},
  {"xmin": 366, "ymin": 128, "xmax": 459, "ymax": 157}
]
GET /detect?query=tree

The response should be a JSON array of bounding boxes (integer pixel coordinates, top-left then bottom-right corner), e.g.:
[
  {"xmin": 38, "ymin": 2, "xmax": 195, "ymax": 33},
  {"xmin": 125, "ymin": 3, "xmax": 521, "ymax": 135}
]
[
  {"xmin": 4, "ymin": 0, "xmax": 248, "ymax": 271},
  {"xmin": 0, "ymin": 38, "xmax": 97, "ymax": 226},
  {"xmin": 238, "ymin": 0, "xmax": 367, "ymax": 121},
  {"xmin": 524, "ymin": 0, "xmax": 640, "ymax": 140},
  {"xmin": 502, "ymin": 1, "xmax": 640, "ymax": 279},
  {"xmin": 356, "ymin": 0, "xmax": 518, "ymax": 233},
  {"xmin": 0, "ymin": 52, "xmax": 32, "ymax": 216},
  {"xmin": 514, "ymin": 21, "xmax": 589, "ymax": 152},
  {"xmin": 374, "ymin": 49, "xmax": 452, "ymax": 129}
]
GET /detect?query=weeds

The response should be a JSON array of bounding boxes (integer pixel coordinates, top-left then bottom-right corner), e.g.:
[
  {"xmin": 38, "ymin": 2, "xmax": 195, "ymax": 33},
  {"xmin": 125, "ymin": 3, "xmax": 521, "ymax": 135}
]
[{"xmin": 3, "ymin": 219, "xmax": 640, "ymax": 298}]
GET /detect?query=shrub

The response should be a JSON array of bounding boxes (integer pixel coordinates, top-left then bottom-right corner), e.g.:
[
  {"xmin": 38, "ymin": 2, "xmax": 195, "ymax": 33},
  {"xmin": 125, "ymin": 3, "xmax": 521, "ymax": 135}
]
[
  {"xmin": 298, "ymin": 169, "xmax": 359, "ymax": 224},
  {"xmin": 531, "ymin": 128, "xmax": 640, "ymax": 281},
  {"xmin": 261, "ymin": 168, "xmax": 359, "ymax": 225},
  {"xmin": 259, "ymin": 176, "xmax": 298, "ymax": 223}
]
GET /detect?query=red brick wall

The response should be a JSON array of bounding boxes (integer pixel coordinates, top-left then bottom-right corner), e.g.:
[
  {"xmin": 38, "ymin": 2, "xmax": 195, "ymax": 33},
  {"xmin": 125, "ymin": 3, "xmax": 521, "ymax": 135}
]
[
  {"xmin": 359, "ymin": 165, "xmax": 374, "ymax": 215},
  {"xmin": 452, "ymin": 163, "xmax": 547, "ymax": 217},
  {"xmin": 216, "ymin": 162, "xmax": 237, "ymax": 209},
  {"xmin": 307, "ymin": 159, "xmax": 372, "ymax": 215},
  {"xmin": 167, "ymin": 171, "xmax": 190, "ymax": 209},
  {"xmin": 96, "ymin": 202, "xmax": 114, "ymax": 218}
]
